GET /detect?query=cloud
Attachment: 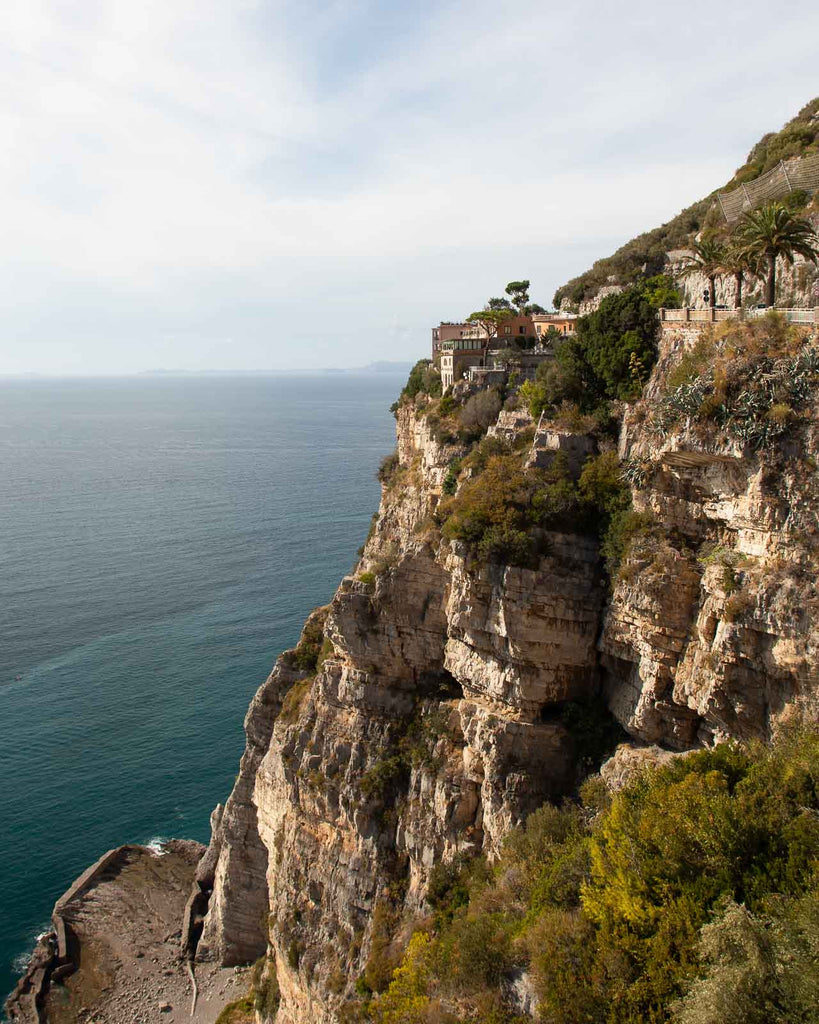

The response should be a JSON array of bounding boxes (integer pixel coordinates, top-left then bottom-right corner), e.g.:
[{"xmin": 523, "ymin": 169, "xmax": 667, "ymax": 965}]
[{"xmin": 0, "ymin": 0, "xmax": 818, "ymax": 372}]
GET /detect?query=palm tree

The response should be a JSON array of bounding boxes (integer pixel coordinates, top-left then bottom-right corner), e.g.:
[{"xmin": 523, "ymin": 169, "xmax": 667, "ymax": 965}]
[
  {"xmin": 719, "ymin": 246, "xmax": 762, "ymax": 309},
  {"xmin": 735, "ymin": 202, "xmax": 819, "ymax": 307},
  {"xmin": 678, "ymin": 237, "xmax": 726, "ymax": 309}
]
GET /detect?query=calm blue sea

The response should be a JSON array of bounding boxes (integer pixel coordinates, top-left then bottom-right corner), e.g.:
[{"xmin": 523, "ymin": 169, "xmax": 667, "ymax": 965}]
[{"xmin": 0, "ymin": 373, "xmax": 402, "ymax": 1005}]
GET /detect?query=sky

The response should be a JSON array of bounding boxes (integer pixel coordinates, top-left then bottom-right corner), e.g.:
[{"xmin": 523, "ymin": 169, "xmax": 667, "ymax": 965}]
[{"xmin": 0, "ymin": 1, "xmax": 818, "ymax": 375}]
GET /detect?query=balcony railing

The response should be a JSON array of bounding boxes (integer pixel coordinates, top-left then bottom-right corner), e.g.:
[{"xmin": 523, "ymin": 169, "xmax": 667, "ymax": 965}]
[{"xmin": 659, "ymin": 307, "xmax": 819, "ymax": 324}]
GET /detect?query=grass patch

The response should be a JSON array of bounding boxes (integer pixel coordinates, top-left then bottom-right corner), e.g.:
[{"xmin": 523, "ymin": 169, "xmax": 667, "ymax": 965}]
[
  {"xmin": 215, "ymin": 995, "xmax": 255, "ymax": 1024},
  {"xmin": 278, "ymin": 677, "xmax": 313, "ymax": 726}
]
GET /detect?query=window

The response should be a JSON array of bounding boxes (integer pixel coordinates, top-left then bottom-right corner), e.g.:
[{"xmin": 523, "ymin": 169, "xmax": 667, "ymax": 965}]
[
  {"xmin": 519, "ymin": 326, "xmax": 525, "ymax": 334},
  {"xmin": 504, "ymin": 325, "xmax": 511, "ymax": 335}
]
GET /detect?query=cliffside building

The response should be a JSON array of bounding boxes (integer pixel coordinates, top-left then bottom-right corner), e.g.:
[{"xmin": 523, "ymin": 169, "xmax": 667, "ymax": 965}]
[
  {"xmin": 532, "ymin": 312, "xmax": 578, "ymax": 339},
  {"xmin": 431, "ymin": 322, "xmax": 487, "ymax": 360},
  {"xmin": 440, "ymin": 340, "xmax": 487, "ymax": 389}
]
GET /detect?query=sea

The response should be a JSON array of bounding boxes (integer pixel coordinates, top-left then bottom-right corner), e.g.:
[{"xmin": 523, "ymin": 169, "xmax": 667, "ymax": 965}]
[{"xmin": 0, "ymin": 372, "xmax": 403, "ymax": 1006}]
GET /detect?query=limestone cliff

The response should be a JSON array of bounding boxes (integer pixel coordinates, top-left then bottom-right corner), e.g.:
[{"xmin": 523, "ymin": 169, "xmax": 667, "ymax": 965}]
[{"xmin": 193, "ymin": 316, "xmax": 819, "ymax": 1023}]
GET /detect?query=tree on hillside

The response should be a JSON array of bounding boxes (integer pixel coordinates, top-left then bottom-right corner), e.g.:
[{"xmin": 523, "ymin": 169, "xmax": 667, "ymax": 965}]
[
  {"xmin": 465, "ymin": 308, "xmax": 514, "ymax": 348},
  {"xmin": 735, "ymin": 201, "xmax": 819, "ymax": 306},
  {"xmin": 505, "ymin": 280, "xmax": 531, "ymax": 314},
  {"xmin": 486, "ymin": 296, "xmax": 513, "ymax": 311},
  {"xmin": 678, "ymin": 237, "xmax": 726, "ymax": 308},
  {"xmin": 562, "ymin": 285, "xmax": 660, "ymax": 404},
  {"xmin": 719, "ymin": 246, "xmax": 762, "ymax": 308}
]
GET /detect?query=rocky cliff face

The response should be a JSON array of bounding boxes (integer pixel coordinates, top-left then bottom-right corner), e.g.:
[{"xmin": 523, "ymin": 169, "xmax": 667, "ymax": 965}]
[
  {"xmin": 601, "ymin": 322, "xmax": 819, "ymax": 750},
  {"xmin": 195, "ymin": 329, "xmax": 819, "ymax": 1022}
]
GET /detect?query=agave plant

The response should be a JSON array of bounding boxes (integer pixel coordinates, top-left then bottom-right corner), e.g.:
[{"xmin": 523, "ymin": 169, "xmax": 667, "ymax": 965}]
[{"xmin": 734, "ymin": 202, "xmax": 819, "ymax": 307}]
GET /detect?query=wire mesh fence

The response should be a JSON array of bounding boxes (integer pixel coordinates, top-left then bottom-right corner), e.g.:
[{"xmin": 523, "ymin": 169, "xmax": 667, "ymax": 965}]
[{"xmin": 717, "ymin": 154, "xmax": 819, "ymax": 222}]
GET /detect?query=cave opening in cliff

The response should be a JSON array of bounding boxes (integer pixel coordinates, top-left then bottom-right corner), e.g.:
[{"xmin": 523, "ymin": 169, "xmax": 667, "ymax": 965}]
[
  {"xmin": 539, "ymin": 700, "xmax": 572, "ymax": 724},
  {"xmin": 418, "ymin": 669, "xmax": 463, "ymax": 700}
]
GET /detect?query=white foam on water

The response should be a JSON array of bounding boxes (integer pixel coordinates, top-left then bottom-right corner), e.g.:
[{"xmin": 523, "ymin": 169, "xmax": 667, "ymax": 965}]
[
  {"xmin": 146, "ymin": 836, "xmax": 168, "ymax": 856},
  {"xmin": 10, "ymin": 927, "xmax": 51, "ymax": 975}
]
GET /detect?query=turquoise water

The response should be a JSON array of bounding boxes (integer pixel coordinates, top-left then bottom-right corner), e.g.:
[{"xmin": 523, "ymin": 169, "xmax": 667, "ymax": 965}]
[{"xmin": 0, "ymin": 373, "xmax": 401, "ymax": 1004}]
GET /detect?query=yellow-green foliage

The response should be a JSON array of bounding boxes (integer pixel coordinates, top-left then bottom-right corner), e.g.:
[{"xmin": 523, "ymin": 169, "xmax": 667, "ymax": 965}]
[
  {"xmin": 370, "ymin": 932, "xmax": 436, "ymax": 1024},
  {"xmin": 439, "ymin": 446, "xmax": 639, "ymax": 575},
  {"xmin": 365, "ymin": 729, "xmax": 819, "ymax": 1024},
  {"xmin": 215, "ymin": 995, "xmax": 255, "ymax": 1024}
]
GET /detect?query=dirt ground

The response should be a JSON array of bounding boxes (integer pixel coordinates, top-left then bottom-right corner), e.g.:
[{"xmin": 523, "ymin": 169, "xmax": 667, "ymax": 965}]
[{"xmin": 33, "ymin": 842, "xmax": 250, "ymax": 1024}]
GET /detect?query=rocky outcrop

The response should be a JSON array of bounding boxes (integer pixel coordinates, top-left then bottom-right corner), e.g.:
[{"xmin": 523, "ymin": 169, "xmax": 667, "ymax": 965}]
[
  {"xmin": 600, "ymin": 321, "xmax": 819, "ymax": 749},
  {"xmin": 32, "ymin": 318, "xmax": 818, "ymax": 1024},
  {"xmin": 196, "ymin": 321, "xmax": 819, "ymax": 1023},
  {"xmin": 194, "ymin": 399, "xmax": 613, "ymax": 1023}
]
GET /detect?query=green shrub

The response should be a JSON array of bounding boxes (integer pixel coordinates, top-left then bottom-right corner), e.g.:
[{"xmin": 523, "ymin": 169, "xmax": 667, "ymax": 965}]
[
  {"xmin": 673, "ymin": 891, "xmax": 819, "ymax": 1024},
  {"xmin": 360, "ymin": 755, "xmax": 407, "ymax": 800},
  {"xmin": 399, "ymin": 359, "xmax": 442, "ymax": 403},
  {"xmin": 363, "ymin": 902, "xmax": 399, "ymax": 993},
  {"xmin": 458, "ymin": 388, "xmax": 502, "ymax": 437},
  {"xmin": 427, "ymin": 856, "xmax": 473, "ymax": 923},
  {"xmin": 251, "ymin": 956, "xmax": 281, "ymax": 1017},
  {"xmin": 278, "ymin": 677, "xmax": 312, "ymax": 726},
  {"xmin": 358, "ymin": 571, "xmax": 376, "ymax": 586},
  {"xmin": 375, "ymin": 727, "xmax": 819, "ymax": 1024},
  {"xmin": 441, "ymin": 458, "xmax": 461, "ymax": 496},
  {"xmin": 601, "ymin": 507, "xmax": 656, "ymax": 578},
  {"xmin": 285, "ymin": 607, "xmax": 328, "ymax": 673},
  {"xmin": 215, "ymin": 996, "xmax": 255, "ymax": 1024},
  {"xmin": 569, "ymin": 286, "xmax": 660, "ymax": 403},
  {"xmin": 440, "ymin": 452, "xmax": 582, "ymax": 568},
  {"xmin": 438, "ymin": 394, "xmax": 459, "ymax": 417},
  {"xmin": 377, "ymin": 453, "xmax": 400, "ymax": 486}
]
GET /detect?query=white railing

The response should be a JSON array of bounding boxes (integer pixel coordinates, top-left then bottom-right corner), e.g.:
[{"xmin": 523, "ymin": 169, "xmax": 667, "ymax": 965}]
[{"xmin": 659, "ymin": 307, "xmax": 819, "ymax": 325}]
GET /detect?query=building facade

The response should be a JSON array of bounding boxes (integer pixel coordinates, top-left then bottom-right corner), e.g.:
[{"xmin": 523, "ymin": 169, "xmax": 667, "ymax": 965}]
[
  {"xmin": 532, "ymin": 313, "xmax": 578, "ymax": 339},
  {"xmin": 439, "ymin": 341, "xmax": 487, "ymax": 389},
  {"xmin": 431, "ymin": 322, "xmax": 487, "ymax": 359}
]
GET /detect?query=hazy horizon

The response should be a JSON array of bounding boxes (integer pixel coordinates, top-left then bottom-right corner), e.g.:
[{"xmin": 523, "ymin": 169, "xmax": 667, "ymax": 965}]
[{"xmin": 1, "ymin": 1, "xmax": 819, "ymax": 375}]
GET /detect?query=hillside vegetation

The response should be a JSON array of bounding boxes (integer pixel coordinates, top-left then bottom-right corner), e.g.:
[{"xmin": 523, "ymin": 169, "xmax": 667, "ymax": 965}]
[
  {"xmin": 554, "ymin": 98, "xmax": 819, "ymax": 309},
  {"xmin": 358, "ymin": 727, "xmax": 819, "ymax": 1024}
]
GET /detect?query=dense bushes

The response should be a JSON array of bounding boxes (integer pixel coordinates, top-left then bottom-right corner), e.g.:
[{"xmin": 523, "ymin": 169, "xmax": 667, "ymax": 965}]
[
  {"xmin": 397, "ymin": 359, "xmax": 443, "ymax": 405},
  {"xmin": 459, "ymin": 388, "xmax": 502, "ymax": 436},
  {"xmin": 520, "ymin": 281, "xmax": 666, "ymax": 423},
  {"xmin": 440, "ymin": 451, "xmax": 584, "ymax": 568},
  {"xmin": 438, "ymin": 445, "xmax": 636, "ymax": 574},
  {"xmin": 377, "ymin": 453, "xmax": 400, "ymax": 486},
  {"xmin": 565, "ymin": 284, "xmax": 660, "ymax": 404},
  {"xmin": 364, "ymin": 727, "xmax": 819, "ymax": 1024}
]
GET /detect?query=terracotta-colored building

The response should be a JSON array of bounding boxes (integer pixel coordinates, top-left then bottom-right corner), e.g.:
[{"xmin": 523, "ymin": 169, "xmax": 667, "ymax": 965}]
[
  {"xmin": 532, "ymin": 313, "xmax": 578, "ymax": 339},
  {"xmin": 494, "ymin": 315, "xmax": 537, "ymax": 342}
]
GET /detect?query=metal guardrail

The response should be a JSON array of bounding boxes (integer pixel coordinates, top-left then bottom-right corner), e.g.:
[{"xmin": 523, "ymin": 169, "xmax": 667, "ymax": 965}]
[
  {"xmin": 660, "ymin": 307, "xmax": 819, "ymax": 324},
  {"xmin": 716, "ymin": 153, "xmax": 819, "ymax": 223}
]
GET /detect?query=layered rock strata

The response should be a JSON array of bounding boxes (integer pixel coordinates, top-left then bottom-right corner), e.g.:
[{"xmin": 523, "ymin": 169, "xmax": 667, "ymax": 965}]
[{"xmin": 198, "ymin": 321, "xmax": 819, "ymax": 1023}]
